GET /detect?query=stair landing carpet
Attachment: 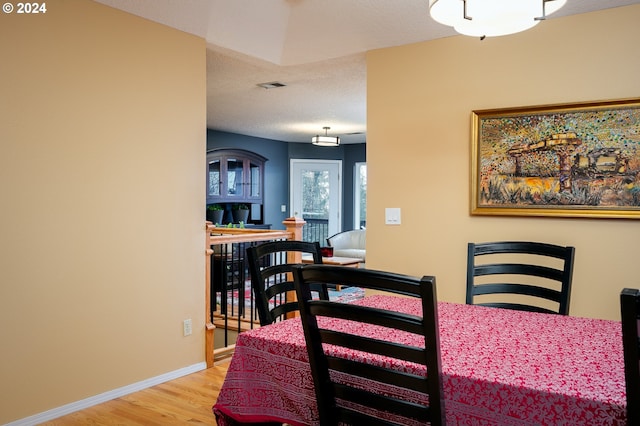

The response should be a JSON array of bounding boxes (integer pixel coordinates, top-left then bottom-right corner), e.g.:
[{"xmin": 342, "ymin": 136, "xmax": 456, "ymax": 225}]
[{"xmin": 217, "ymin": 282, "xmax": 365, "ymax": 315}]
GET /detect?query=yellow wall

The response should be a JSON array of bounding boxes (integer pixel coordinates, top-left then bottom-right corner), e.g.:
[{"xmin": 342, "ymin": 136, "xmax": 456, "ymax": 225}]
[
  {"xmin": 366, "ymin": 5, "xmax": 640, "ymax": 321},
  {"xmin": 0, "ymin": 1, "xmax": 205, "ymax": 423}
]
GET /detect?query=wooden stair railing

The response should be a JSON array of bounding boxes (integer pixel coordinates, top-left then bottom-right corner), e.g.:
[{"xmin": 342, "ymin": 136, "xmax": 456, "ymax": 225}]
[{"xmin": 205, "ymin": 217, "xmax": 306, "ymax": 367}]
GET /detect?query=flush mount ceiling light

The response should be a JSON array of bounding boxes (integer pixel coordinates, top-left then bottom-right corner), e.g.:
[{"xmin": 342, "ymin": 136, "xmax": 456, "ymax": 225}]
[
  {"xmin": 312, "ymin": 127, "xmax": 340, "ymax": 147},
  {"xmin": 429, "ymin": 0, "xmax": 566, "ymax": 38}
]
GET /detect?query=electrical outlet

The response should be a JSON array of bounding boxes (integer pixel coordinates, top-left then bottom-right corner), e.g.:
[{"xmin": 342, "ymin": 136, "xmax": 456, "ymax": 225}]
[{"xmin": 183, "ymin": 319, "xmax": 192, "ymax": 336}]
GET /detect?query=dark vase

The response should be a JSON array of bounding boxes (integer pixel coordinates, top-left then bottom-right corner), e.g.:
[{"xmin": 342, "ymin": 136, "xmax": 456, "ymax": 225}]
[
  {"xmin": 207, "ymin": 209, "xmax": 224, "ymax": 224},
  {"xmin": 232, "ymin": 208, "xmax": 249, "ymax": 224}
]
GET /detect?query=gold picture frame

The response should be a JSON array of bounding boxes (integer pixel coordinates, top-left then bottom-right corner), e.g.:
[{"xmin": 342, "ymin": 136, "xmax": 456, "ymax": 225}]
[{"xmin": 471, "ymin": 98, "xmax": 640, "ymax": 219}]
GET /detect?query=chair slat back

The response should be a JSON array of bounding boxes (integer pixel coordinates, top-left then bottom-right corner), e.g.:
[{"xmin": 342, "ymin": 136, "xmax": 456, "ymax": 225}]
[
  {"xmin": 620, "ymin": 287, "xmax": 640, "ymax": 425},
  {"xmin": 246, "ymin": 240, "xmax": 326, "ymax": 326},
  {"xmin": 293, "ymin": 265, "xmax": 445, "ymax": 426},
  {"xmin": 466, "ymin": 241, "xmax": 575, "ymax": 315}
]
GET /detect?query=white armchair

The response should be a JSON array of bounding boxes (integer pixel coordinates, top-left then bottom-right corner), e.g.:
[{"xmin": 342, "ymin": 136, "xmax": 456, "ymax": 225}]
[{"xmin": 326, "ymin": 229, "xmax": 366, "ymax": 262}]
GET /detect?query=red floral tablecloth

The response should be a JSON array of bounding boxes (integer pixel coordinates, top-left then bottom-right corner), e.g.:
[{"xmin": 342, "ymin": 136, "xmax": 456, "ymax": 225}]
[{"xmin": 213, "ymin": 296, "xmax": 626, "ymax": 425}]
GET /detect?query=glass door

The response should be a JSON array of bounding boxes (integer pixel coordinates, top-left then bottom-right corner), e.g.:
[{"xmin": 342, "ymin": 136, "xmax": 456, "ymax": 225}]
[
  {"xmin": 225, "ymin": 157, "xmax": 244, "ymax": 198},
  {"xmin": 208, "ymin": 159, "xmax": 221, "ymax": 202},
  {"xmin": 290, "ymin": 159, "xmax": 342, "ymax": 244}
]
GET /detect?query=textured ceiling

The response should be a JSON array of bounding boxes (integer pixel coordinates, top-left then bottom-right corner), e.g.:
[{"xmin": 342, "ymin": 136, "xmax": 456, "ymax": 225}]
[{"xmin": 95, "ymin": 0, "xmax": 640, "ymax": 143}]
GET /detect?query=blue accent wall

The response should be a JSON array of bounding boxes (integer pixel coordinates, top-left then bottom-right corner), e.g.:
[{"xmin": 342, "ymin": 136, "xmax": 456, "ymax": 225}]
[{"xmin": 207, "ymin": 129, "xmax": 366, "ymax": 230}]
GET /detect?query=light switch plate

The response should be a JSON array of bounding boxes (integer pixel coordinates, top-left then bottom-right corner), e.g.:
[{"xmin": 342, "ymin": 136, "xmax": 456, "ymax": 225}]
[{"xmin": 385, "ymin": 207, "xmax": 401, "ymax": 225}]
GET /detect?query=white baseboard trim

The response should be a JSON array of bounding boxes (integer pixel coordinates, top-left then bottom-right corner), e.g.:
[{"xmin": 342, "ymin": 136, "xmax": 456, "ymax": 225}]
[{"xmin": 5, "ymin": 362, "xmax": 207, "ymax": 426}]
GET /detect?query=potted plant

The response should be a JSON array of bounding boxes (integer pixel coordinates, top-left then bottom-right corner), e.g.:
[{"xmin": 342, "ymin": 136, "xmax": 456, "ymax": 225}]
[
  {"xmin": 206, "ymin": 204, "xmax": 224, "ymax": 224},
  {"xmin": 231, "ymin": 203, "xmax": 250, "ymax": 224}
]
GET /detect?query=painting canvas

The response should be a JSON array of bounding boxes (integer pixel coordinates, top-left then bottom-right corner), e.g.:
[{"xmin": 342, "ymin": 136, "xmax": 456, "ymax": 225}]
[{"xmin": 471, "ymin": 98, "xmax": 640, "ymax": 219}]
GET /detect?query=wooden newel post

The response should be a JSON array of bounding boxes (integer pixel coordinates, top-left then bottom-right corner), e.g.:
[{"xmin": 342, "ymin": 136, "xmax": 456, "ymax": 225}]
[
  {"xmin": 205, "ymin": 221, "xmax": 215, "ymax": 368},
  {"xmin": 283, "ymin": 216, "xmax": 306, "ymax": 261},
  {"xmin": 283, "ymin": 216, "xmax": 307, "ymax": 319},
  {"xmin": 283, "ymin": 216, "xmax": 306, "ymax": 240}
]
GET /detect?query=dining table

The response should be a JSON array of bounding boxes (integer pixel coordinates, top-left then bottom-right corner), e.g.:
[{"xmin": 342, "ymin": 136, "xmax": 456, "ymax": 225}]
[{"xmin": 213, "ymin": 295, "xmax": 627, "ymax": 425}]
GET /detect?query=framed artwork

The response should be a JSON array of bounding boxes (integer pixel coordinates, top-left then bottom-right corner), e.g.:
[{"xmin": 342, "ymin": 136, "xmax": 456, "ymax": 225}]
[{"xmin": 471, "ymin": 98, "xmax": 640, "ymax": 219}]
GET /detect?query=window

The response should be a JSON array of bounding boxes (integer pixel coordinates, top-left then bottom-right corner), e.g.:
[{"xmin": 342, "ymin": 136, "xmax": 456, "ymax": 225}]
[{"xmin": 354, "ymin": 162, "xmax": 367, "ymax": 229}]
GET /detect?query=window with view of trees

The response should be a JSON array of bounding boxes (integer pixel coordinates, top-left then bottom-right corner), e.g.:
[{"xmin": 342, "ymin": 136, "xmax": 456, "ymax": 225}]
[
  {"xmin": 302, "ymin": 170, "xmax": 330, "ymax": 242},
  {"xmin": 355, "ymin": 162, "xmax": 367, "ymax": 228}
]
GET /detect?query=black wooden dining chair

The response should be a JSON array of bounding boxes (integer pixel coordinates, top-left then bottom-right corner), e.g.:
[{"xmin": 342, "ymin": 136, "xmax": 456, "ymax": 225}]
[
  {"xmin": 293, "ymin": 265, "xmax": 445, "ymax": 426},
  {"xmin": 246, "ymin": 240, "xmax": 327, "ymax": 326},
  {"xmin": 620, "ymin": 287, "xmax": 640, "ymax": 425},
  {"xmin": 466, "ymin": 241, "xmax": 575, "ymax": 315}
]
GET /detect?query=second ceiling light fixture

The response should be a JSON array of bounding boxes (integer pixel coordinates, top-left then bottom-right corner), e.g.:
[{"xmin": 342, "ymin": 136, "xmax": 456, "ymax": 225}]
[{"xmin": 312, "ymin": 127, "xmax": 340, "ymax": 147}]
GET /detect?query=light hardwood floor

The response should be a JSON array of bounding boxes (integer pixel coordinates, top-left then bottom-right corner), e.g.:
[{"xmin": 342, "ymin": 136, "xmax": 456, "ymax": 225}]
[{"xmin": 40, "ymin": 361, "xmax": 230, "ymax": 425}]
